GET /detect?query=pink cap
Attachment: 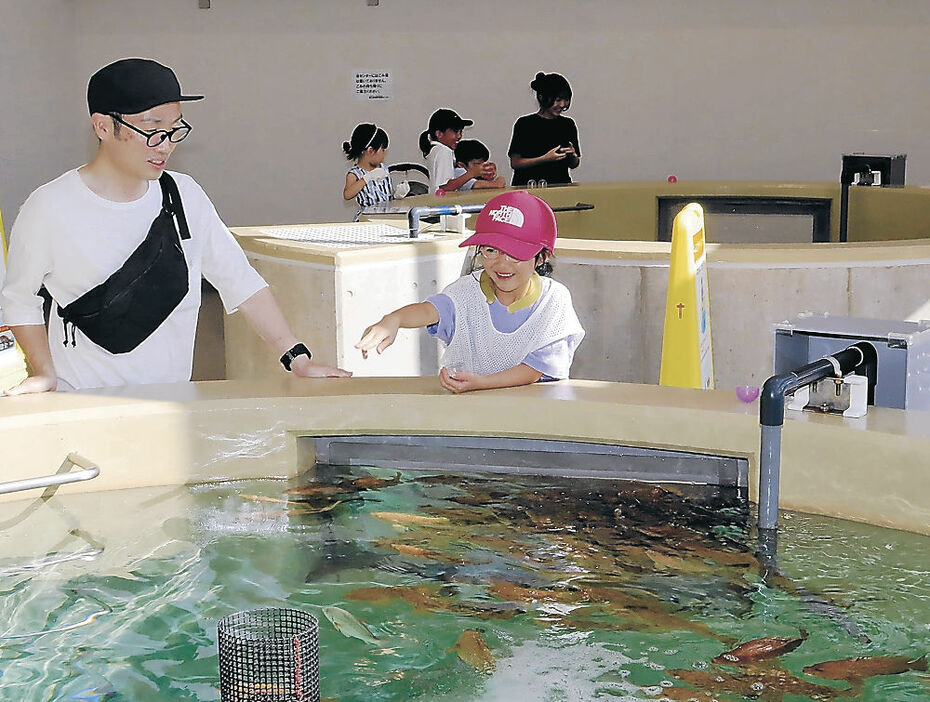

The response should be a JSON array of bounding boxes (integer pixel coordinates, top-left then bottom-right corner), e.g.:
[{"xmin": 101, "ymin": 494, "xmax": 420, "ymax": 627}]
[{"xmin": 460, "ymin": 191, "xmax": 557, "ymax": 261}]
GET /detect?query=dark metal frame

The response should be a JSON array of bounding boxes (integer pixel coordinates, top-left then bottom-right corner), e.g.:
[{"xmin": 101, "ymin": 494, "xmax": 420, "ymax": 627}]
[
  {"xmin": 309, "ymin": 434, "xmax": 748, "ymax": 488},
  {"xmin": 657, "ymin": 196, "xmax": 832, "ymax": 243}
]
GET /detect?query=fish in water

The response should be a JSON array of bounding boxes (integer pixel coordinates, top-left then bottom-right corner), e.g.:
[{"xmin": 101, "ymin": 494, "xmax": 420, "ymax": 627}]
[
  {"xmin": 577, "ymin": 584, "xmax": 729, "ymax": 643},
  {"xmin": 347, "ymin": 585, "xmax": 455, "ymax": 613},
  {"xmin": 489, "ymin": 580, "xmax": 574, "ymax": 604},
  {"xmin": 450, "ymin": 629, "xmax": 495, "ymax": 673},
  {"xmin": 386, "ymin": 543, "xmax": 444, "ymax": 559},
  {"xmin": 284, "ymin": 483, "xmax": 352, "ymax": 498},
  {"xmin": 643, "ymin": 548, "xmax": 715, "ymax": 575},
  {"xmin": 321, "ymin": 605, "xmax": 379, "ymax": 645},
  {"xmin": 351, "ymin": 472, "xmax": 402, "ymax": 490},
  {"xmin": 712, "ymin": 630, "xmax": 808, "ymax": 664},
  {"xmin": 668, "ymin": 667, "xmax": 848, "ymax": 700},
  {"xmin": 239, "ymin": 494, "xmax": 291, "ymax": 505},
  {"xmin": 803, "ymin": 654, "xmax": 928, "ymax": 680},
  {"xmin": 287, "ymin": 499, "xmax": 356, "ymax": 516},
  {"xmin": 346, "ymin": 584, "xmax": 520, "ymax": 619},
  {"xmin": 370, "ymin": 511, "xmax": 449, "ymax": 527}
]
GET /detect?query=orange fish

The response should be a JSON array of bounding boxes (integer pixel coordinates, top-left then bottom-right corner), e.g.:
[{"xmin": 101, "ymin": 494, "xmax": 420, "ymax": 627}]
[
  {"xmin": 712, "ymin": 630, "xmax": 808, "ymax": 664},
  {"xmin": 351, "ymin": 472, "xmax": 402, "ymax": 490},
  {"xmin": 450, "ymin": 629, "xmax": 495, "ymax": 673},
  {"xmin": 644, "ymin": 549, "xmax": 714, "ymax": 575},
  {"xmin": 388, "ymin": 543, "xmax": 442, "ymax": 559},
  {"xmin": 668, "ymin": 668, "xmax": 845, "ymax": 699},
  {"xmin": 346, "ymin": 584, "xmax": 519, "ymax": 619},
  {"xmin": 577, "ymin": 585, "xmax": 728, "ymax": 643},
  {"xmin": 346, "ymin": 585, "xmax": 453, "ymax": 613},
  {"xmin": 489, "ymin": 581, "xmax": 573, "ymax": 604},
  {"xmin": 803, "ymin": 654, "xmax": 928, "ymax": 680}
]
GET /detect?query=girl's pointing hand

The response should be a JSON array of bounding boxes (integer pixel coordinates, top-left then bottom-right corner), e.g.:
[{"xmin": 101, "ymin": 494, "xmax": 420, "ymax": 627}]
[{"xmin": 355, "ymin": 316, "xmax": 400, "ymax": 359}]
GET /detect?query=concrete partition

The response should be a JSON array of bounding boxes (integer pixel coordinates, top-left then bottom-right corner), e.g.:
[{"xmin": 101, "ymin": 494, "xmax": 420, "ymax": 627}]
[
  {"xmin": 558, "ymin": 239, "xmax": 930, "ymax": 388},
  {"xmin": 226, "ymin": 224, "xmax": 930, "ymax": 390},
  {"xmin": 225, "ymin": 224, "xmax": 469, "ymax": 380}
]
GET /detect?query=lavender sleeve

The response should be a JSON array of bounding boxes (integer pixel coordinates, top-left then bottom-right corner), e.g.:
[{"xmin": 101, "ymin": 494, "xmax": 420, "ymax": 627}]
[
  {"xmin": 425, "ymin": 294, "xmax": 456, "ymax": 344},
  {"xmin": 522, "ymin": 331, "xmax": 584, "ymax": 380}
]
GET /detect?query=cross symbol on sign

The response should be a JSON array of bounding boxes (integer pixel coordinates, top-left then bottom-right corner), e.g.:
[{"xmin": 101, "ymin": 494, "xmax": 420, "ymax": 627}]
[{"xmin": 676, "ymin": 303, "xmax": 685, "ymax": 319}]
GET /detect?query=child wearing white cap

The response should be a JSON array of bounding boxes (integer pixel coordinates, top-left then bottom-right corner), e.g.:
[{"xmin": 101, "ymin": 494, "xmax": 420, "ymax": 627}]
[{"xmin": 356, "ymin": 191, "xmax": 584, "ymax": 393}]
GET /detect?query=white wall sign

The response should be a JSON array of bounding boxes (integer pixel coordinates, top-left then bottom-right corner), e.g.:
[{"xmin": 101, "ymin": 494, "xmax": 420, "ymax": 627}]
[{"xmin": 354, "ymin": 71, "xmax": 392, "ymax": 101}]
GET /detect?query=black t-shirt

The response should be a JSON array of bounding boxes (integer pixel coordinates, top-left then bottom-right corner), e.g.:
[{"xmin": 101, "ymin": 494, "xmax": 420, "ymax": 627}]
[{"xmin": 508, "ymin": 113, "xmax": 581, "ymax": 186}]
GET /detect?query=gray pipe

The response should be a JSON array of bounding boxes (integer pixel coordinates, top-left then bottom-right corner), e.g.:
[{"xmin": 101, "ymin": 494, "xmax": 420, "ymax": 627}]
[
  {"xmin": 406, "ymin": 200, "xmax": 596, "ymax": 237},
  {"xmin": 407, "ymin": 203, "xmax": 486, "ymax": 238},
  {"xmin": 757, "ymin": 341, "xmax": 877, "ymax": 533},
  {"xmin": 758, "ymin": 424, "xmax": 782, "ymax": 530}
]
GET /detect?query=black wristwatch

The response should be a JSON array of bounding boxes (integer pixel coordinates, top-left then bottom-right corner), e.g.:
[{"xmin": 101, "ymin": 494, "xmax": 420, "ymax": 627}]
[{"xmin": 280, "ymin": 342, "xmax": 312, "ymax": 371}]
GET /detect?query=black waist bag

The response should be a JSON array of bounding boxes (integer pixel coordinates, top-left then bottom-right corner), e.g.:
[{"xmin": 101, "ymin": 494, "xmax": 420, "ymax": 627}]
[{"xmin": 57, "ymin": 172, "xmax": 192, "ymax": 354}]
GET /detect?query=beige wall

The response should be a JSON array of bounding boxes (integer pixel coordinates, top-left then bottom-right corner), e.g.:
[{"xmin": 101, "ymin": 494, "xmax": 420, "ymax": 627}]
[
  {"xmin": 2, "ymin": 0, "xmax": 930, "ymax": 231},
  {"xmin": 0, "ymin": 1, "xmax": 81, "ymax": 226}
]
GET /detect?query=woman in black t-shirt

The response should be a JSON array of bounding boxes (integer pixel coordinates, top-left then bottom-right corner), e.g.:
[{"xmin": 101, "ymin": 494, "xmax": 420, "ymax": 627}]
[{"xmin": 508, "ymin": 72, "xmax": 581, "ymax": 187}]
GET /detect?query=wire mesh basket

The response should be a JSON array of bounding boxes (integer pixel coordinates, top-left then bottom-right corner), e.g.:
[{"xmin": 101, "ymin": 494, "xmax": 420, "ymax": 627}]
[{"xmin": 218, "ymin": 608, "xmax": 320, "ymax": 702}]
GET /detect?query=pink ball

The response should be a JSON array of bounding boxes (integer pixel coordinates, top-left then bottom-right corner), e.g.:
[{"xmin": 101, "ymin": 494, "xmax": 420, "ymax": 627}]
[
  {"xmin": 435, "ymin": 189, "xmax": 446, "ymax": 197},
  {"xmin": 667, "ymin": 175, "xmax": 678, "ymax": 184},
  {"xmin": 735, "ymin": 385, "xmax": 760, "ymax": 403}
]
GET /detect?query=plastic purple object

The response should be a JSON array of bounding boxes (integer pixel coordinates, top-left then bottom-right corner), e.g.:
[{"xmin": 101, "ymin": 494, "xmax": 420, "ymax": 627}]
[{"xmin": 735, "ymin": 385, "xmax": 760, "ymax": 403}]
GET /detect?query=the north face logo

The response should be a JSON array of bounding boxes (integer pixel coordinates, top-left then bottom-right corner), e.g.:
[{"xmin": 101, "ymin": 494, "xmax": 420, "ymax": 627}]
[{"xmin": 487, "ymin": 204, "xmax": 524, "ymax": 228}]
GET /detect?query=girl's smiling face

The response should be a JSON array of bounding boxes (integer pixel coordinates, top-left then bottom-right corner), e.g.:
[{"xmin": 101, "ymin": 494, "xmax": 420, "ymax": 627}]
[
  {"xmin": 541, "ymin": 96, "xmax": 571, "ymax": 119},
  {"xmin": 478, "ymin": 245, "xmax": 543, "ymax": 306},
  {"xmin": 434, "ymin": 128, "xmax": 463, "ymax": 150}
]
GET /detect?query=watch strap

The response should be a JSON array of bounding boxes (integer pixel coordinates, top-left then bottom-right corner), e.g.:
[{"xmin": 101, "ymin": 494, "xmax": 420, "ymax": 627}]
[{"xmin": 280, "ymin": 342, "xmax": 312, "ymax": 371}]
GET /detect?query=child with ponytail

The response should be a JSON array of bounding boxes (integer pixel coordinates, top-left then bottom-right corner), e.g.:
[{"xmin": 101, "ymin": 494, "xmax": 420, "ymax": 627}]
[
  {"xmin": 342, "ymin": 123, "xmax": 409, "ymax": 208},
  {"xmin": 418, "ymin": 109, "xmax": 491, "ymax": 194}
]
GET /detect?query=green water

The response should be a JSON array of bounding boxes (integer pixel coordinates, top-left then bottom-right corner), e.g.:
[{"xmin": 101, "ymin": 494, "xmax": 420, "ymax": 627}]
[{"xmin": 0, "ymin": 469, "xmax": 928, "ymax": 701}]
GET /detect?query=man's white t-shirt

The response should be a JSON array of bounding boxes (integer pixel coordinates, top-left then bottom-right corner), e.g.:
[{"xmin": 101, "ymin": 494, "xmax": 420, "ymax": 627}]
[{"xmin": 0, "ymin": 169, "xmax": 267, "ymax": 390}]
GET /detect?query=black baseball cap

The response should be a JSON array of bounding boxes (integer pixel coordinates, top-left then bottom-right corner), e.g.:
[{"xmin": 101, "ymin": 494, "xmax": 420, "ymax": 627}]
[
  {"xmin": 428, "ymin": 108, "xmax": 473, "ymax": 133},
  {"xmin": 87, "ymin": 58, "xmax": 203, "ymax": 115}
]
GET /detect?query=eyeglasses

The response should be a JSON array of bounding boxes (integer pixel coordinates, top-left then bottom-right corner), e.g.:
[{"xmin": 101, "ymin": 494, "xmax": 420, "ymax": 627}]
[
  {"xmin": 477, "ymin": 246, "xmax": 523, "ymax": 263},
  {"xmin": 109, "ymin": 114, "xmax": 192, "ymax": 147}
]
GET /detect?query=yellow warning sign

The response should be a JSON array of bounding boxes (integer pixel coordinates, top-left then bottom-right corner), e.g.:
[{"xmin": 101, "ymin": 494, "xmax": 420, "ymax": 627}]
[
  {"xmin": 0, "ymin": 200, "xmax": 29, "ymax": 391},
  {"xmin": 659, "ymin": 203, "xmax": 714, "ymax": 389}
]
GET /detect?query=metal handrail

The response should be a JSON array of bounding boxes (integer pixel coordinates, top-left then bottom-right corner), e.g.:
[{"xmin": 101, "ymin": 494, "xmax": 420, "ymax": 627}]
[{"xmin": 0, "ymin": 452, "xmax": 100, "ymax": 496}]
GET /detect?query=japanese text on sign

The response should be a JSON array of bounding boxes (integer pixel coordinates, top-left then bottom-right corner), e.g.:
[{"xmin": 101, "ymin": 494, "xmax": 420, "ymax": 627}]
[{"xmin": 354, "ymin": 71, "xmax": 392, "ymax": 101}]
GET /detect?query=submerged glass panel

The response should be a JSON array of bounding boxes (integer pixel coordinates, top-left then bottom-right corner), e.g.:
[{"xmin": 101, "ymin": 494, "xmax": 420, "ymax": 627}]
[{"xmin": 0, "ymin": 468, "xmax": 928, "ymax": 701}]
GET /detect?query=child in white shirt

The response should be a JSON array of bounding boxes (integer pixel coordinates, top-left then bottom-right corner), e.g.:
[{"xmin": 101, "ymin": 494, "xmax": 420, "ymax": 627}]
[
  {"xmin": 418, "ymin": 109, "xmax": 484, "ymax": 194},
  {"xmin": 356, "ymin": 191, "xmax": 584, "ymax": 393}
]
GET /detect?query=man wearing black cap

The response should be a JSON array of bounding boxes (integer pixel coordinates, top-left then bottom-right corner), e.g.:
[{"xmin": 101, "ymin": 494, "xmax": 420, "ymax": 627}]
[{"xmin": 0, "ymin": 58, "xmax": 349, "ymax": 393}]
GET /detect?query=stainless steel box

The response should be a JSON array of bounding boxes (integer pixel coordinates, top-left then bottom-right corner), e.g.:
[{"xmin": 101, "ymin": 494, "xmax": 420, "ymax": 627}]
[{"xmin": 773, "ymin": 314, "xmax": 930, "ymax": 410}]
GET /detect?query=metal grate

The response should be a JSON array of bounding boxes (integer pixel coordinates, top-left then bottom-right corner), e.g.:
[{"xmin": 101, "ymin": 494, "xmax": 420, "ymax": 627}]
[
  {"xmin": 257, "ymin": 223, "xmax": 441, "ymax": 248},
  {"xmin": 218, "ymin": 608, "xmax": 320, "ymax": 701}
]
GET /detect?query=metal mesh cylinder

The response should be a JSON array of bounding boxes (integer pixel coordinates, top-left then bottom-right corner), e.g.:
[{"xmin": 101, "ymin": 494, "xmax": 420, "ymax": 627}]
[{"xmin": 218, "ymin": 608, "xmax": 320, "ymax": 702}]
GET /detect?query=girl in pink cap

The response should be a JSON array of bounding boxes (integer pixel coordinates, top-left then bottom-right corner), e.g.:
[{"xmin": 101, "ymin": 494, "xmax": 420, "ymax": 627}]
[{"xmin": 356, "ymin": 191, "xmax": 585, "ymax": 393}]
